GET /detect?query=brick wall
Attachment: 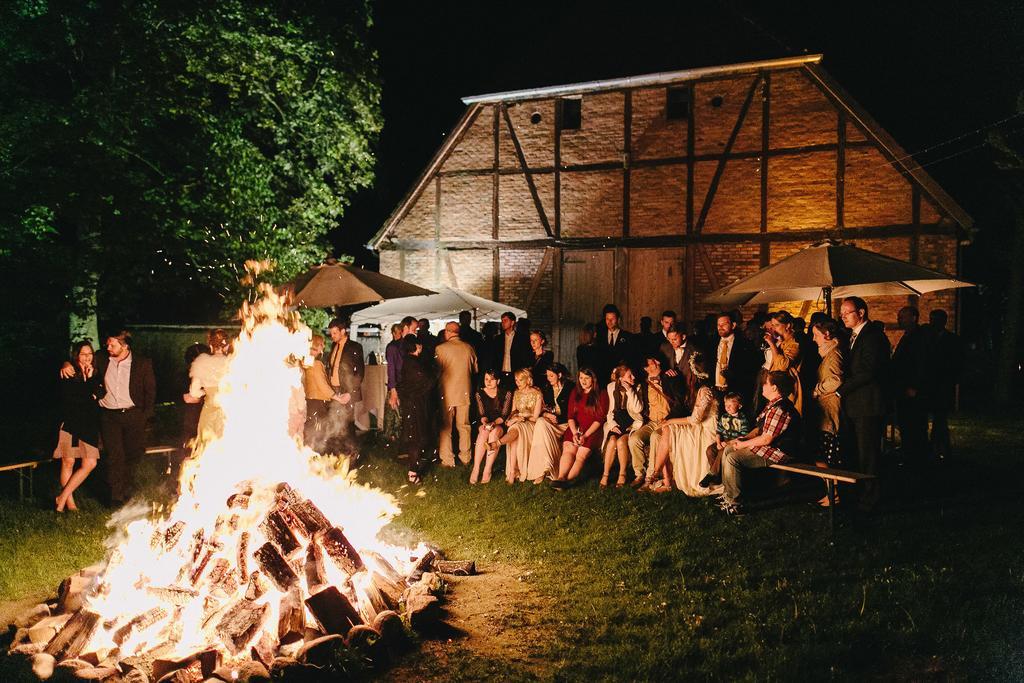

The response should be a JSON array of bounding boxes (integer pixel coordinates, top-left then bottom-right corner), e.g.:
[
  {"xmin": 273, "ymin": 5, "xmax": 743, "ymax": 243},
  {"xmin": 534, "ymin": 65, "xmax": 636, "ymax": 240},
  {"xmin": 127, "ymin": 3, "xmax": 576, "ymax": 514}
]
[{"xmin": 382, "ymin": 64, "xmax": 965, "ymax": 355}]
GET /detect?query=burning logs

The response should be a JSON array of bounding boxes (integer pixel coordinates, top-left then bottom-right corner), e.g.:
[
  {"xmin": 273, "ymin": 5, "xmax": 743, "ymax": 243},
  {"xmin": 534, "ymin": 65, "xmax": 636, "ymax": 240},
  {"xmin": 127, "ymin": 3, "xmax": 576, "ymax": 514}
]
[
  {"xmin": 305, "ymin": 586, "xmax": 363, "ymax": 637},
  {"xmin": 252, "ymin": 542, "xmax": 298, "ymax": 592},
  {"xmin": 317, "ymin": 527, "xmax": 364, "ymax": 575},
  {"xmin": 44, "ymin": 609, "xmax": 100, "ymax": 660},
  {"xmin": 216, "ymin": 600, "xmax": 270, "ymax": 655}
]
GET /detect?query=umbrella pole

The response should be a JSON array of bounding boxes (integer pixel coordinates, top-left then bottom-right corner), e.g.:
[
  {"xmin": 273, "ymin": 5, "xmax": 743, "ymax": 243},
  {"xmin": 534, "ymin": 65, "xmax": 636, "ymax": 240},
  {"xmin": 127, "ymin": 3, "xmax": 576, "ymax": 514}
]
[{"xmin": 823, "ymin": 286, "xmax": 833, "ymax": 317}]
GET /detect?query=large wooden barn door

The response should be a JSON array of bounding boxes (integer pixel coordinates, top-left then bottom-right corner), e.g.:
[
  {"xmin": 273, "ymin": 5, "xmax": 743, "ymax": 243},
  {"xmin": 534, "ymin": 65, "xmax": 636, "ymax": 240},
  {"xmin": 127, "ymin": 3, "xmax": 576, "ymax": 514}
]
[
  {"xmin": 558, "ymin": 249, "xmax": 615, "ymax": 369},
  {"xmin": 626, "ymin": 248, "xmax": 685, "ymax": 331}
]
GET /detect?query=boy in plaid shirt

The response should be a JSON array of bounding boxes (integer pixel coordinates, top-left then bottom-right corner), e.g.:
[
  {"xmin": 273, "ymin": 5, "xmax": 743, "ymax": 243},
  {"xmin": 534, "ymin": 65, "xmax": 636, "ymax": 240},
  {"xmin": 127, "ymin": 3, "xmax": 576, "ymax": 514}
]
[
  {"xmin": 719, "ymin": 371, "xmax": 801, "ymax": 514},
  {"xmin": 700, "ymin": 392, "xmax": 752, "ymax": 488}
]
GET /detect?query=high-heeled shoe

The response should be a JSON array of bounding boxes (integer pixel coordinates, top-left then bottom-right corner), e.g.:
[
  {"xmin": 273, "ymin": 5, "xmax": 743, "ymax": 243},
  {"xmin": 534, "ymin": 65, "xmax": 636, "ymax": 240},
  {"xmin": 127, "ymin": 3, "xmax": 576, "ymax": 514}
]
[
  {"xmin": 599, "ymin": 475, "xmax": 609, "ymax": 488},
  {"xmin": 615, "ymin": 475, "xmax": 627, "ymax": 488}
]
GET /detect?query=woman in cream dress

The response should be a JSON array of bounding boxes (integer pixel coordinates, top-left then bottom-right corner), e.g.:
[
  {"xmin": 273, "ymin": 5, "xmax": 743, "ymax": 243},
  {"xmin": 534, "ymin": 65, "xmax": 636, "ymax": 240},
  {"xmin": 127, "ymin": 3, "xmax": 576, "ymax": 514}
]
[
  {"xmin": 183, "ymin": 329, "xmax": 232, "ymax": 448},
  {"xmin": 525, "ymin": 363, "xmax": 574, "ymax": 483},
  {"xmin": 497, "ymin": 368, "xmax": 543, "ymax": 483},
  {"xmin": 647, "ymin": 353, "xmax": 718, "ymax": 496}
]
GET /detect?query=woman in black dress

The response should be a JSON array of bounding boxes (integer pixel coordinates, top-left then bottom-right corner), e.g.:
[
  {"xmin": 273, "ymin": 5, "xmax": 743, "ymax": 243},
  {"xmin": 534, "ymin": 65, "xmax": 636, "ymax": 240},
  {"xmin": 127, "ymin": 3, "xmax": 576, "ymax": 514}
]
[
  {"xmin": 54, "ymin": 341, "xmax": 106, "ymax": 512},
  {"xmin": 470, "ymin": 369, "xmax": 512, "ymax": 484},
  {"xmin": 529, "ymin": 330, "xmax": 554, "ymax": 388},
  {"xmin": 398, "ymin": 334, "xmax": 435, "ymax": 484}
]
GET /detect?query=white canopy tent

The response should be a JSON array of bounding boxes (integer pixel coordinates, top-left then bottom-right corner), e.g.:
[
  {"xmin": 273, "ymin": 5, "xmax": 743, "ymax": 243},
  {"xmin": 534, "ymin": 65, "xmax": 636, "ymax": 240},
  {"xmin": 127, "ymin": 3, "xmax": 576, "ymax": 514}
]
[{"xmin": 350, "ymin": 286, "xmax": 526, "ymax": 326}]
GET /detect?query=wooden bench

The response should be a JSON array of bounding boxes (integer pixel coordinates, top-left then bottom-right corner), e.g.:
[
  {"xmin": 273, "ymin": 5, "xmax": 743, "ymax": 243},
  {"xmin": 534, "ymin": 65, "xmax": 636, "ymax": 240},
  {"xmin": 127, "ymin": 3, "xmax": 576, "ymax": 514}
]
[
  {"xmin": 2, "ymin": 445, "xmax": 181, "ymax": 502},
  {"xmin": 0, "ymin": 459, "xmax": 50, "ymax": 500},
  {"xmin": 769, "ymin": 462, "xmax": 876, "ymax": 533}
]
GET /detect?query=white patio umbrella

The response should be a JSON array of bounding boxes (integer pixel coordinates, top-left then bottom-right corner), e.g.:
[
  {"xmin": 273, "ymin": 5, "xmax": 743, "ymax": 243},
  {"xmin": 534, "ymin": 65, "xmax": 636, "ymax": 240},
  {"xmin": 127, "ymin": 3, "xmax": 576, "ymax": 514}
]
[
  {"xmin": 704, "ymin": 240, "xmax": 973, "ymax": 311},
  {"xmin": 350, "ymin": 286, "xmax": 526, "ymax": 325}
]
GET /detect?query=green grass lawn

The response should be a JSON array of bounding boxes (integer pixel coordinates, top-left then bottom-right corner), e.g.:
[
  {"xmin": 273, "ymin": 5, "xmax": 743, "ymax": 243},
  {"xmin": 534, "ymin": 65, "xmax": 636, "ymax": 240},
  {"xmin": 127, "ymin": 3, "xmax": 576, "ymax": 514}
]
[{"xmin": 3, "ymin": 414, "xmax": 1023, "ymax": 681}]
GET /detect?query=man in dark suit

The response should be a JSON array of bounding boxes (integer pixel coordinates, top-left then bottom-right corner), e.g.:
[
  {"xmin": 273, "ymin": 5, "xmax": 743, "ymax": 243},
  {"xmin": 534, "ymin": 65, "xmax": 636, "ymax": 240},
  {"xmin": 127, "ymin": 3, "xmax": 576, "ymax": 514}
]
[
  {"xmin": 891, "ymin": 306, "xmax": 929, "ymax": 464},
  {"xmin": 458, "ymin": 310, "xmax": 485, "ymax": 360},
  {"xmin": 77, "ymin": 330, "xmax": 156, "ymax": 505},
  {"xmin": 660, "ymin": 324, "xmax": 695, "ymax": 385},
  {"xmin": 837, "ymin": 296, "xmax": 891, "ymax": 511},
  {"xmin": 595, "ymin": 304, "xmax": 634, "ymax": 384},
  {"xmin": 326, "ymin": 318, "xmax": 365, "ymax": 455},
  {"xmin": 921, "ymin": 309, "xmax": 963, "ymax": 461},
  {"xmin": 712, "ymin": 312, "xmax": 759, "ymax": 408},
  {"xmin": 493, "ymin": 311, "xmax": 531, "ymax": 387}
]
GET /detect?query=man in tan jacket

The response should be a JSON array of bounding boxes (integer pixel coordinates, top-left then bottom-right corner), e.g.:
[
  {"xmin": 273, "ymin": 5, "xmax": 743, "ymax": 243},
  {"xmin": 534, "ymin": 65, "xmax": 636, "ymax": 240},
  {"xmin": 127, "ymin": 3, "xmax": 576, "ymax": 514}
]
[{"xmin": 435, "ymin": 322, "xmax": 478, "ymax": 466}]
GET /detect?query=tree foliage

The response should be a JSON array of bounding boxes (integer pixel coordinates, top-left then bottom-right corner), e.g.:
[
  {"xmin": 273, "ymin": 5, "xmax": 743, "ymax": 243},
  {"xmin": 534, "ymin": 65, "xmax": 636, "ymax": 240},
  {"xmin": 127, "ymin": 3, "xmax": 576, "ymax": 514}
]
[{"xmin": 0, "ymin": 0, "xmax": 381, "ymax": 324}]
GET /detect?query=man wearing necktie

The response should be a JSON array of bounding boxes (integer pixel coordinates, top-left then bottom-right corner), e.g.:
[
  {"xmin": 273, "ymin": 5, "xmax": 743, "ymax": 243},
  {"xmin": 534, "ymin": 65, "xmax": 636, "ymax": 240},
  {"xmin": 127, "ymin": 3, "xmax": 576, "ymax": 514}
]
[
  {"xmin": 713, "ymin": 312, "xmax": 757, "ymax": 407},
  {"xmin": 326, "ymin": 318, "xmax": 364, "ymax": 456},
  {"xmin": 596, "ymin": 304, "xmax": 633, "ymax": 384},
  {"xmin": 836, "ymin": 296, "xmax": 890, "ymax": 511}
]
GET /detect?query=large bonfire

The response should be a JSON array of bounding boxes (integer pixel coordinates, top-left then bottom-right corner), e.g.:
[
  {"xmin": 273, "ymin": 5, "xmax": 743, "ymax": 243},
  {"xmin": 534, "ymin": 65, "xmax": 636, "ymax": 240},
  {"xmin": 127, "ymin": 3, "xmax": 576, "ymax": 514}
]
[{"xmin": 11, "ymin": 265, "xmax": 451, "ymax": 681}]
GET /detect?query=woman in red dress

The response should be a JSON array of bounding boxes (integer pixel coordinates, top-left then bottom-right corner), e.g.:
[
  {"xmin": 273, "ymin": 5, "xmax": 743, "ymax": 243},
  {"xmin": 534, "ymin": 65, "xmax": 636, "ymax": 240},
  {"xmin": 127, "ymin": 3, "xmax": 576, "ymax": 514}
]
[{"xmin": 552, "ymin": 367, "xmax": 608, "ymax": 489}]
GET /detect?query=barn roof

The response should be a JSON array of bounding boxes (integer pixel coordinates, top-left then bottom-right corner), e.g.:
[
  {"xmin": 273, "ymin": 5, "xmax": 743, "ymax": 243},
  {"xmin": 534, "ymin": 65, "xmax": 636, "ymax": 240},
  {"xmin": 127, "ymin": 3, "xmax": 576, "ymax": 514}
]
[{"xmin": 369, "ymin": 55, "xmax": 972, "ymax": 250}]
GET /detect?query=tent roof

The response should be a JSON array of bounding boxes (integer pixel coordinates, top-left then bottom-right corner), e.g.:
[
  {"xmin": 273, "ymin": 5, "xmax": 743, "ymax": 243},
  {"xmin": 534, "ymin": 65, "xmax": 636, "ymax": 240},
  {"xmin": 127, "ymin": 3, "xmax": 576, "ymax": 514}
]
[{"xmin": 350, "ymin": 286, "xmax": 526, "ymax": 325}]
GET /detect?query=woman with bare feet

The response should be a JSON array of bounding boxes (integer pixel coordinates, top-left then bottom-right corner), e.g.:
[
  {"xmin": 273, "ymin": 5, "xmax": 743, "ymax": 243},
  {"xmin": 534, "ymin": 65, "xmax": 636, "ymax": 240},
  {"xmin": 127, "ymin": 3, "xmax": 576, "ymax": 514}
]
[
  {"xmin": 54, "ymin": 342, "xmax": 105, "ymax": 512},
  {"xmin": 470, "ymin": 370, "xmax": 512, "ymax": 484}
]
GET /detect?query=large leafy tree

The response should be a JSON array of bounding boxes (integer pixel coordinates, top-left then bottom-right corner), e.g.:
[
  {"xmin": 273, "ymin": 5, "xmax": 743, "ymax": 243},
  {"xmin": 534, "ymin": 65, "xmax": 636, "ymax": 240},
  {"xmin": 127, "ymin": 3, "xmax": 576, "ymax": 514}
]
[{"xmin": 0, "ymin": 0, "xmax": 381, "ymax": 339}]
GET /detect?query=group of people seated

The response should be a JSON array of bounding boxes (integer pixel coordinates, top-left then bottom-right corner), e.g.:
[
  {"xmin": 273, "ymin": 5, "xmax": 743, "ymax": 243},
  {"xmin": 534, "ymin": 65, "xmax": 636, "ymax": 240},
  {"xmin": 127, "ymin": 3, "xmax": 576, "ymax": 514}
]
[{"xmin": 377, "ymin": 297, "xmax": 963, "ymax": 515}]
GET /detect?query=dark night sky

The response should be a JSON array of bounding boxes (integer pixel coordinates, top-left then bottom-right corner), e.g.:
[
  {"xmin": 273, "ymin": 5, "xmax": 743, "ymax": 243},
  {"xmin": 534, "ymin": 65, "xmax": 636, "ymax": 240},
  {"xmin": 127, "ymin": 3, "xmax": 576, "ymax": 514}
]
[{"xmin": 335, "ymin": 0, "xmax": 1024, "ymax": 282}]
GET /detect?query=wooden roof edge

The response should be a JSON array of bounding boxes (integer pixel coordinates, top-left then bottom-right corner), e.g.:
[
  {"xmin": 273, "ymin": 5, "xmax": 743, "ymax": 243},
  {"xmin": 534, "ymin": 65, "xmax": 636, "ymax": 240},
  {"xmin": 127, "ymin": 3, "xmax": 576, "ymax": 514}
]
[
  {"xmin": 804, "ymin": 63, "xmax": 974, "ymax": 234},
  {"xmin": 367, "ymin": 103, "xmax": 484, "ymax": 250},
  {"xmin": 461, "ymin": 54, "xmax": 823, "ymax": 104}
]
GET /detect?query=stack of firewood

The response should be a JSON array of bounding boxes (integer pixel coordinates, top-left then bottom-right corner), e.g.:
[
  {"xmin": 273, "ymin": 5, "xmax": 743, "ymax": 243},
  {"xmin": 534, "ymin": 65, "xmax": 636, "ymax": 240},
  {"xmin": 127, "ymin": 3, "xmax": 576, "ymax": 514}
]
[{"xmin": 4, "ymin": 483, "xmax": 477, "ymax": 682}]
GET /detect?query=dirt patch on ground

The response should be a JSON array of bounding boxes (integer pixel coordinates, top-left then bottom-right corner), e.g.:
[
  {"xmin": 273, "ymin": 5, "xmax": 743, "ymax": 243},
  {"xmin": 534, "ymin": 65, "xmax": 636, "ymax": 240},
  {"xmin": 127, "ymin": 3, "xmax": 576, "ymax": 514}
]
[
  {"xmin": 0, "ymin": 590, "xmax": 53, "ymax": 633},
  {"xmin": 386, "ymin": 562, "xmax": 551, "ymax": 680}
]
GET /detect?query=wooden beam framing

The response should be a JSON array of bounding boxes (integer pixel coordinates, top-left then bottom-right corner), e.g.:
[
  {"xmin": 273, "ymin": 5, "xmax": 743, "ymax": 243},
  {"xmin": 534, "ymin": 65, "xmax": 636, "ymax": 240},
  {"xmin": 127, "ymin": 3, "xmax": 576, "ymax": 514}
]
[
  {"xmin": 554, "ymin": 98, "xmax": 562, "ymax": 238},
  {"xmin": 623, "ymin": 90, "xmax": 632, "ymax": 237},
  {"xmin": 524, "ymin": 247, "xmax": 554, "ymax": 312},
  {"xmin": 685, "ymin": 84, "xmax": 696, "ymax": 322},
  {"xmin": 492, "ymin": 247, "xmax": 500, "ymax": 301},
  {"xmin": 696, "ymin": 245, "xmax": 721, "ymax": 291},
  {"xmin": 434, "ymin": 176, "xmax": 441, "ymax": 285},
  {"xmin": 694, "ymin": 75, "xmax": 762, "ymax": 235},
  {"xmin": 443, "ymin": 250, "xmax": 459, "ymax": 289},
  {"xmin": 502, "ymin": 105, "xmax": 553, "ymax": 238},
  {"xmin": 492, "ymin": 105, "xmax": 499, "ymax": 241},
  {"xmin": 760, "ymin": 72, "xmax": 770, "ymax": 268},
  {"xmin": 384, "ymin": 223, "xmax": 956, "ymax": 252},
  {"xmin": 836, "ymin": 110, "xmax": 846, "ymax": 231},
  {"xmin": 435, "ymin": 140, "xmax": 876, "ymax": 179}
]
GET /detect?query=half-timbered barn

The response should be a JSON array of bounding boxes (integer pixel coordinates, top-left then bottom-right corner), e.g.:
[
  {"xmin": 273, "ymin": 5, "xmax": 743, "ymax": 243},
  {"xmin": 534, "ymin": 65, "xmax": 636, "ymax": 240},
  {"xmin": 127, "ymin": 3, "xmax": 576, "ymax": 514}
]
[{"xmin": 368, "ymin": 54, "xmax": 971, "ymax": 365}]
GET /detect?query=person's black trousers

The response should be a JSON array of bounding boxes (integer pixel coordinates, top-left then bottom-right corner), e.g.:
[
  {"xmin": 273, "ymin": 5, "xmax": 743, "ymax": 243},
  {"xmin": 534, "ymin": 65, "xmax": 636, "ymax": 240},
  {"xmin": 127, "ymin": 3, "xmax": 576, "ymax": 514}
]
[
  {"xmin": 100, "ymin": 407, "xmax": 146, "ymax": 504},
  {"xmin": 895, "ymin": 394, "xmax": 929, "ymax": 464},
  {"xmin": 842, "ymin": 413, "xmax": 885, "ymax": 510}
]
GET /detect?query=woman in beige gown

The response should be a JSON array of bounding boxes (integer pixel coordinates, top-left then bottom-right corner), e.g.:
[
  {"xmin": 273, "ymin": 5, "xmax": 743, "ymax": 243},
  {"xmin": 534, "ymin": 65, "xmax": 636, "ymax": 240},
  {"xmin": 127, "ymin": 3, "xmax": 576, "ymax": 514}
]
[
  {"xmin": 526, "ymin": 363, "xmax": 574, "ymax": 483},
  {"xmin": 647, "ymin": 353, "xmax": 719, "ymax": 496},
  {"xmin": 498, "ymin": 368, "xmax": 543, "ymax": 483}
]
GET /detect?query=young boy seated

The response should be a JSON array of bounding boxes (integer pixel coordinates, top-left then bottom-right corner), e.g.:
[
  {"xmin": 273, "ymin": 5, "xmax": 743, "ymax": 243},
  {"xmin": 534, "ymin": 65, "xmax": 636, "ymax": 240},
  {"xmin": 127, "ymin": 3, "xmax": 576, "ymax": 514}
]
[
  {"xmin": 699, "ymin": 392, "xmax": 752, "ymax": 488},
  {"xmin": 718, "ymin": 371, "xmax": 801, "ymax": 515}
]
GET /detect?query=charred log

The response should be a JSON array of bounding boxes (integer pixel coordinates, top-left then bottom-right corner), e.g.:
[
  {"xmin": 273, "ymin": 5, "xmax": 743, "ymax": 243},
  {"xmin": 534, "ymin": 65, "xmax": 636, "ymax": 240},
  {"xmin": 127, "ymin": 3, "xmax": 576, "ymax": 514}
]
[
  {"xmin": 260, "ymin": 510, "xmax": 301, "ymax": 557},
  {"xmin": 216, "ymin": 600, "xmax": 269, "ymax": 655},
  {"xmin": 317, "ymin": 527, "xmax": 364, "ymax": 575},
  {"xmin": 253, "ymin": 542, "xmax": 299, "ymax": 592},
  {"xmin": 277, "ymin": 588, "xmax": 305, "ymax": 645},
  {"xmin": 44, "ymin": 609, "xmax": 100, "ymax": 660},
  {"xmin": 304, "ymin": 586, "xmax": 363, "ymax": 636}
]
